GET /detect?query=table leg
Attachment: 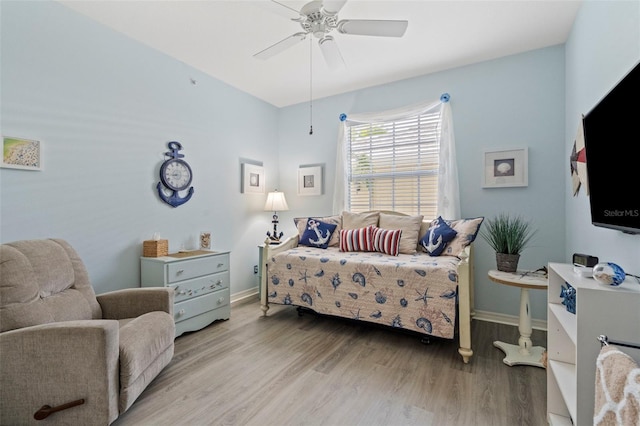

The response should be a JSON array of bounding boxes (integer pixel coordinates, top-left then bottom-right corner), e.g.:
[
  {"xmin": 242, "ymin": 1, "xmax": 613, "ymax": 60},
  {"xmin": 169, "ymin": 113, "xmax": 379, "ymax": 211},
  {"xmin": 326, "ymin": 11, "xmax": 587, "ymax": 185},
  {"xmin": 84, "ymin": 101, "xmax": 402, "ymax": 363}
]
[
  {"xmin": 493, "ymin": 287, "xmax": 546, "ymax": 368},
  {"xmin": 518, "ymin": 288, "xmax": 533, "ymax": 355}
]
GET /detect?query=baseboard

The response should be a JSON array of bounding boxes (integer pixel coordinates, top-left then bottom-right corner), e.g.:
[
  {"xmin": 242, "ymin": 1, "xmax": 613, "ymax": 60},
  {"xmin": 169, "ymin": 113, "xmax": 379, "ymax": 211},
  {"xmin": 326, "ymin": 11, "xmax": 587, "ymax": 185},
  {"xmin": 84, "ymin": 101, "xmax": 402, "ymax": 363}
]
[
  {"xmin": 231, "ymin": 288, "xmax": 259, "ymax": 306},
  {"xmin": 473, "ymin": 309, "xmax": 547, "ymax": 331}
]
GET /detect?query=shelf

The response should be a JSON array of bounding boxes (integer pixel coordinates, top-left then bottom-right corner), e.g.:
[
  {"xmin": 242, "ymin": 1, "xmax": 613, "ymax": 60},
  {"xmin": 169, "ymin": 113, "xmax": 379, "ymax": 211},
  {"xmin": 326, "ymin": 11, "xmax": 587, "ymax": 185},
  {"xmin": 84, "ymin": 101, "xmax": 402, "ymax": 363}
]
[
  {"xmin": 548, "ymin": 303, "xmax": 577, "ymax": 346},
  {"xmin": 549, "ymin": 359, "xmax": 576, "ymax": 422}
]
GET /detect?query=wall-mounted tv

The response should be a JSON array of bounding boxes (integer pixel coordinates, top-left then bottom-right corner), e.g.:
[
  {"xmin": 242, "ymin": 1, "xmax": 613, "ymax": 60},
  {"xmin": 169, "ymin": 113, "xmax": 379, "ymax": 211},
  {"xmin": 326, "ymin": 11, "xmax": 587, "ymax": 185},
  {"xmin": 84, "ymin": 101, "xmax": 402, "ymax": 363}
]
[{"xmin": 582, "ymin": 62, "xmax": 640, "ymax": 235}]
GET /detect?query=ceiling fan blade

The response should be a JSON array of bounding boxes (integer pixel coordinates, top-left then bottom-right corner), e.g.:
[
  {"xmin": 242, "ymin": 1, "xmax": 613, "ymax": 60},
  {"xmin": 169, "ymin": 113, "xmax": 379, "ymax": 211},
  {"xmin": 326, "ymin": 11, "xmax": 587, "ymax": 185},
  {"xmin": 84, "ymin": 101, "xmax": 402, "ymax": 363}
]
[
  {"xmin": 337, "ymin": 20, "xmax": 408, "ymax": 37},
  {"xmin": 256, "ymin": 0, "xmax": 303, "ymax": 21},
  {"xmin": 321, "ymin": 0, "xmax": 348, "ymax": 16},
  {"xmin": 318, "ymin": 36, "xmax": 346, "ymax": 70},
  {"xmin": 254, "ymin": 32, "xmax": 307, "ymax": 60}
]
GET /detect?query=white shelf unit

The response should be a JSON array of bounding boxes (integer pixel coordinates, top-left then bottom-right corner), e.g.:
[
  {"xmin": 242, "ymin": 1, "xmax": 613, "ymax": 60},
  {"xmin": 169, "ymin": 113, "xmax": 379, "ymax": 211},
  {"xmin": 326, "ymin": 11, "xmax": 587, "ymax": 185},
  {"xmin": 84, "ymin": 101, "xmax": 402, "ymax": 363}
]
[{"xmin": 546, "ymin": 262, "xmax": 640, "ymax": 425}]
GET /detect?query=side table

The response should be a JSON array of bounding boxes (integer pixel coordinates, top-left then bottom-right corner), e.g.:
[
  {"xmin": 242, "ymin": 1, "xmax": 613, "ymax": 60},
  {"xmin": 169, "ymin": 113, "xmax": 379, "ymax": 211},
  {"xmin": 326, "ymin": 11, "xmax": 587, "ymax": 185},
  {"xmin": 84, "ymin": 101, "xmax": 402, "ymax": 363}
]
[{"xmin": 488, "ymin": 269, "xmax": 548, "ymax": 368}]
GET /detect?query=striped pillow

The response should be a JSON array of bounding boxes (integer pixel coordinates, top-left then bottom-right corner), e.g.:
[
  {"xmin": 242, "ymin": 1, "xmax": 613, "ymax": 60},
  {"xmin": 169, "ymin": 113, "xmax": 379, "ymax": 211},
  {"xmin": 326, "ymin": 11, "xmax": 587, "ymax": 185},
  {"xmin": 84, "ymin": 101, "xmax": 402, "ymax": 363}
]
[
  {"xmin": 372, "ymin": 227, "xmax": 402, "ymax": 256},
  {"xmin": 339, "ymin": 226, "xmax": 375, "ymax": 252}
]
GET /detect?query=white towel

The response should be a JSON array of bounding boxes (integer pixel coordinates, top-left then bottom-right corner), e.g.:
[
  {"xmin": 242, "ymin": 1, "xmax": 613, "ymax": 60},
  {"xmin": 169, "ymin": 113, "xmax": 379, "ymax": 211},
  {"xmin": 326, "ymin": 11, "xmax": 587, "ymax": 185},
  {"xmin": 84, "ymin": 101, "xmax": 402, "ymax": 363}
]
[{"xmin": 594, "ymin": 345, "xmax": 640, "ymax": 425}]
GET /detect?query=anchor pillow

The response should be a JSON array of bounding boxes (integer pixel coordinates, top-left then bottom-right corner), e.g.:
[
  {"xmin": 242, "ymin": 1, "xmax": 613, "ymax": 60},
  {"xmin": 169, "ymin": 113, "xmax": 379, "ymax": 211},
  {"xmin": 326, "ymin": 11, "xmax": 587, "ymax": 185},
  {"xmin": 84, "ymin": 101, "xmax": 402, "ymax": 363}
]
[
  {"xmin": 299, "ymin": 218, "xmax": 338, "ymax": 249},
  {"xmin": 420, "ymin": 216, "xmax": 458, "ymax": 256}
]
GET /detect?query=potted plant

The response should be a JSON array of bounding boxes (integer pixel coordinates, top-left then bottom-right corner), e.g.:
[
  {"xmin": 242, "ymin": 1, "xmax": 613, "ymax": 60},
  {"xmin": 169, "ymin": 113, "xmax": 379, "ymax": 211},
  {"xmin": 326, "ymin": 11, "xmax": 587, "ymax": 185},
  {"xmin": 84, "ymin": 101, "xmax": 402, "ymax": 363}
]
[{"xmin": 480, "ymin": 213, "xmax": 537, "ymax": 273}]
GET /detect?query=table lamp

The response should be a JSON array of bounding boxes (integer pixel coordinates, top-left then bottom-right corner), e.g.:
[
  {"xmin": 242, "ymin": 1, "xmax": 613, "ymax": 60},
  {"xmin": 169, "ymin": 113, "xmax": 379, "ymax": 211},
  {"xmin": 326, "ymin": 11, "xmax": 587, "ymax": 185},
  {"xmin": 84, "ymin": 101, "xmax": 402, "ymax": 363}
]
[{"xmin": 264, "ymin": 190, "xmax": 289, "ymax": 244}]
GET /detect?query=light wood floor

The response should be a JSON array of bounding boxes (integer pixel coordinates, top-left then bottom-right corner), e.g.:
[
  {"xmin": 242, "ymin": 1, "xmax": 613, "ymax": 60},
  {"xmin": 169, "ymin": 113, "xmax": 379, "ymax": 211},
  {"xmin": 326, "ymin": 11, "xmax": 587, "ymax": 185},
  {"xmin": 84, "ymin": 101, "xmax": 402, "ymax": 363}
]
[{"xmin": 112, "ymin": 298, "xmax": 547, "ymax": 426}]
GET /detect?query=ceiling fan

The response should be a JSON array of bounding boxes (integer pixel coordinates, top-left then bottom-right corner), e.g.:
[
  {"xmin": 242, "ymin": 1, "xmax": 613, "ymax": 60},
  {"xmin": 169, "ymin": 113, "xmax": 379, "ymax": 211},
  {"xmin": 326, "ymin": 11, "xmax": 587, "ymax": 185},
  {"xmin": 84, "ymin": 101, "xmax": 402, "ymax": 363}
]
[{"xmin": 254, "ymin": 0, "xmax": 409, "ymax": 70}]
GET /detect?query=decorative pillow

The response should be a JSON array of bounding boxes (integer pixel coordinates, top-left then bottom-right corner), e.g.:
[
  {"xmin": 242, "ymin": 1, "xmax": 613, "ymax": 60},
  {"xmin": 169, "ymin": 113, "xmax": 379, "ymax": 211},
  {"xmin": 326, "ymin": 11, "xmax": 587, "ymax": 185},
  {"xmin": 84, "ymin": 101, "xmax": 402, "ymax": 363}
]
[
  {"xmin": 294, "ymin": 215, "xmax": 341, "ymax": 247},
  {"xmin": 378, "ymin": 213, "xmax": 423, "ymax": 254},
  {"xmin": 420, "ymin": 216, "xmax": 458, "ymax": 256},
  {"xmin": 372, "ymin": 227, "xmax": 402, "ymax": 256},
  {"xmin": 341, "ymin": 211, "xmax": 379, "ymax": 230},
  {"xmin": 339, "ymin": 226, "xmax": 375, "ymax": 252},
  {"xmin": 441, "ymin": 217, "xmax": 485, "ymax": 257},
  {"xmin": 298, "ymin": 218, "xmax": 338, "ymax": 249}
]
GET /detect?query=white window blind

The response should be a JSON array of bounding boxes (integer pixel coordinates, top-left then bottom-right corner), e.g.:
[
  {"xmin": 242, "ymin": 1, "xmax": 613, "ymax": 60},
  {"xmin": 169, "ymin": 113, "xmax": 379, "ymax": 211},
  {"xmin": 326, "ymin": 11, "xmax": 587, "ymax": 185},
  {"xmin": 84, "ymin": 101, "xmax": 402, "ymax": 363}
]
[{"xmin": 346, "ymin": 109, "xmax": 442, "ymax": 217}]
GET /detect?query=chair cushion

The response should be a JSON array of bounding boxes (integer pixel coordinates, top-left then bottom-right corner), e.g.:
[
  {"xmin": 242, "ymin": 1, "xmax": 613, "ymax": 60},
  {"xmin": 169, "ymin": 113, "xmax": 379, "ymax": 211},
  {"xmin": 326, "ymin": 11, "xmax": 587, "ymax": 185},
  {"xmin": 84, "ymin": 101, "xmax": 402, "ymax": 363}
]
[
  {"xmin": 0, "ymin": 239, "xmax": 101, "ymax": 332},
  {"xmin": 118, "ymin": 311, "xmax": 175, "ymax": 412}
]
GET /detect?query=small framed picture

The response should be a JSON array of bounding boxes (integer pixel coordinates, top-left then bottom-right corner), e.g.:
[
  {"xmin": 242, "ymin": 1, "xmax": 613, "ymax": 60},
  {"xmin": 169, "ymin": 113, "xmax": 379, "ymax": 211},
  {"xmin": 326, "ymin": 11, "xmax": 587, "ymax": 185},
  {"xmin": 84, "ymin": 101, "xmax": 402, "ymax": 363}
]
[
  {"xmin": 1, "ymin": 136, "xmax": 42, "ymax": 171},
  {"xmin": 241, "ymin": 163, "xmax": 265, "ymax": 194},
  {"xmin": 298, "ymin": 165, "xmax": 322, "ymax": 196},
  {"xmin": 483, "ymin": 148, "xmax": 528, "ymax": 188}
]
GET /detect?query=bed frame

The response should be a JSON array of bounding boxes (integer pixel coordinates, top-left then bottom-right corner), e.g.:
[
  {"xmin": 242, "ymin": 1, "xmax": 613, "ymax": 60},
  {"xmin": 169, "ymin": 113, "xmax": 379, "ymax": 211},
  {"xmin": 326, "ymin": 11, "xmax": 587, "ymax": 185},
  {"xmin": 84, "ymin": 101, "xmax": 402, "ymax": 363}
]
[{"xmin": 260, "ymin": 235, "xmax": 475, "ymax": 363}]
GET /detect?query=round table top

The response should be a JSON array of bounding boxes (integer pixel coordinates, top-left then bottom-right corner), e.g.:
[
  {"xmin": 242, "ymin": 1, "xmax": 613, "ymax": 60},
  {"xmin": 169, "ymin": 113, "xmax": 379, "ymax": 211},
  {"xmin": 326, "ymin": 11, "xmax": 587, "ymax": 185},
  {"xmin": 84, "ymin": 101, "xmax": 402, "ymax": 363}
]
[{"xmin": 488, "ymin": 269, "xmax": 548, "ymax": 289}]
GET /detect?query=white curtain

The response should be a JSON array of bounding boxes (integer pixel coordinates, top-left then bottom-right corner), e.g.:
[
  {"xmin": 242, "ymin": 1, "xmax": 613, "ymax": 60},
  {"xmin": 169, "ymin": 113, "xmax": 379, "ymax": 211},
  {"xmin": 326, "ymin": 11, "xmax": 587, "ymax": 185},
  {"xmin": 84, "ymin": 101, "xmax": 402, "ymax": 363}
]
[{"xmin": 332, "ymin": 98, "xmax": 460, "ymax": 219}]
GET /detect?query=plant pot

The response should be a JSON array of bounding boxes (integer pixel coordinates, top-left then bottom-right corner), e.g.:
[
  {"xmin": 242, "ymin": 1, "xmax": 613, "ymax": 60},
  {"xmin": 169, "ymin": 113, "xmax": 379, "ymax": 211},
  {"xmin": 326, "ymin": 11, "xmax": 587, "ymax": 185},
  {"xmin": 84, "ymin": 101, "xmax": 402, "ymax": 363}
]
[{"xmin": 496, "ymin": 253, "xmax": 520, "ymax": 273}]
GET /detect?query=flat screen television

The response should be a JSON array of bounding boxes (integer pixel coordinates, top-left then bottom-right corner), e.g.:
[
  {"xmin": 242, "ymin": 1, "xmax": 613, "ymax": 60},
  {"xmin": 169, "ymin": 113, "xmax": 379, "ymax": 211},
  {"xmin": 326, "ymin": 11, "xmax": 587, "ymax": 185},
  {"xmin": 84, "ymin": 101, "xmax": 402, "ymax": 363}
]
[{"xmin": 582, "ymin": 61, "xmax": 640, "ymax": 235}]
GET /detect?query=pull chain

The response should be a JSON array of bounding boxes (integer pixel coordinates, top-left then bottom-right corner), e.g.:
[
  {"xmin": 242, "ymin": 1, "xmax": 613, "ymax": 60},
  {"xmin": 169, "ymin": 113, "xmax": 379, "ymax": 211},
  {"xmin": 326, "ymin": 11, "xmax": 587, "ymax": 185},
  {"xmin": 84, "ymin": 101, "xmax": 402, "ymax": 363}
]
[{"xmin": 309, "ymin": 37, "xmax": 313, "ymax": 135}]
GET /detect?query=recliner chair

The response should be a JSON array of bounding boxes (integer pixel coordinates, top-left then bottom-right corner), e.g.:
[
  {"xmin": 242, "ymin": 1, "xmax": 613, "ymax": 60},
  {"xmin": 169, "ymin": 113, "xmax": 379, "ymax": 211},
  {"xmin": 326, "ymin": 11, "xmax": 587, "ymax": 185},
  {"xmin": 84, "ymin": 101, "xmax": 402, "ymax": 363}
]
[{"xmin": 0, "ymin": 239, "xmax": 175, "ymax": 425}]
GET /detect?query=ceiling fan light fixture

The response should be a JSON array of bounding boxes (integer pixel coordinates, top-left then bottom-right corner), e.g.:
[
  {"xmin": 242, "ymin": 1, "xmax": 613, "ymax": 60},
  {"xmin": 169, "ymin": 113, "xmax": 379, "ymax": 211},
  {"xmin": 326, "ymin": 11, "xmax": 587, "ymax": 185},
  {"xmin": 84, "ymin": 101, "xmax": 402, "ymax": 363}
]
[{"xmin": 254, "ymin": 1, "xmax": 409, "ymax": 68}]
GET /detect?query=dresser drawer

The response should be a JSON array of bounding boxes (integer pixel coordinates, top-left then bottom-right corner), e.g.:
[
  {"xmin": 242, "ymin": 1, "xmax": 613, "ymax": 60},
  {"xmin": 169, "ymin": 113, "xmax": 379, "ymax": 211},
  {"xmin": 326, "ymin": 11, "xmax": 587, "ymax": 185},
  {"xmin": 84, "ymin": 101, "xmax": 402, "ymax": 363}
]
[
  {"xmin": 171, "ymin": 271, "xmax": 229, "ymax": 303},
  {"xmin": 167, "ymin": 253, "xmax": 229, "ymax": 283},
  {"xmin": 174, "ymin": 289, "xmax": 229, "ymax": 323}
]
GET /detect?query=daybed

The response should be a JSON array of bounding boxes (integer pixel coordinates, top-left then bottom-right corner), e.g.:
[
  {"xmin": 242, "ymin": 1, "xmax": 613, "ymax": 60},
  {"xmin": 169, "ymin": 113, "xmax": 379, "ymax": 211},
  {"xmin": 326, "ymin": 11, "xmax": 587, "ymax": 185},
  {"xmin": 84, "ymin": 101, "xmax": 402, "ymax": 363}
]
[{"xmin": 260, "ymin": 211, "xmax": 483, "ymax": 363}]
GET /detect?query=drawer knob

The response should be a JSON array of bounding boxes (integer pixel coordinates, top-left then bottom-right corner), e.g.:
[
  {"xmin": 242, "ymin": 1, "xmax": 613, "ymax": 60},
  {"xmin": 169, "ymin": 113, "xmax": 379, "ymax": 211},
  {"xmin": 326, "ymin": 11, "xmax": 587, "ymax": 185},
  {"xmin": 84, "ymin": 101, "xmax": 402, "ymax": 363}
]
[
  {"xmin": 217, "ymin": 297, "xmax": 225, "ymax": 305},
  {"xmin": 217, "ymin": 263, "xmax": 224, "ymax": 268},
  {"xmin": 177, "ymin": 309, "xmax": 186, "ymax": 317},
  {"xmin": 176, "ymin": 269, "xmax": 184, "ymax": 275}
]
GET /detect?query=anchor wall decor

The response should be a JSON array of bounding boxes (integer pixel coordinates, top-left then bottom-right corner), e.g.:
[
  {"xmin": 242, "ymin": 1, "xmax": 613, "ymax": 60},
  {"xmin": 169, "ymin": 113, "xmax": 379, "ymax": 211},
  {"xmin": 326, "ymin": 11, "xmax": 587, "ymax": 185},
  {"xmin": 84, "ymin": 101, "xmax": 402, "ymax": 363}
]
[{"xmin": 156, "ymin": 141, "xmax": 194, "ymax": 207}]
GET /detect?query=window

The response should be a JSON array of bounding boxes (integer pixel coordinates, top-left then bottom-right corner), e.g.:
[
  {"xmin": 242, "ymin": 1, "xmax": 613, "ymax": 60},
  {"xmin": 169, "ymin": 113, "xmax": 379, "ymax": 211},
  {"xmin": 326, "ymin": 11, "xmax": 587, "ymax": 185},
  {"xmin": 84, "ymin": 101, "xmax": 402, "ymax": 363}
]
[{"xmin": 345, "ymin": 108, "xmax": 443, "ymax": 218}]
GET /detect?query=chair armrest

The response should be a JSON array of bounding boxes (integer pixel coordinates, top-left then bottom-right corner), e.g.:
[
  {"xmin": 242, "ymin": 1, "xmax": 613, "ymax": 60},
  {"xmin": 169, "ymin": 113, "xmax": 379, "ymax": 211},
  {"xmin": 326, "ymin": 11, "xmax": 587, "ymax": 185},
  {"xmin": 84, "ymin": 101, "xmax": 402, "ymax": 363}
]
[
  {"xmin": 97, "ymin": 287, "xmax": 174, "ymax": 320},
  {"xmin": 0, "ymin": 320, "xmax": 120, "ymax": 424}
]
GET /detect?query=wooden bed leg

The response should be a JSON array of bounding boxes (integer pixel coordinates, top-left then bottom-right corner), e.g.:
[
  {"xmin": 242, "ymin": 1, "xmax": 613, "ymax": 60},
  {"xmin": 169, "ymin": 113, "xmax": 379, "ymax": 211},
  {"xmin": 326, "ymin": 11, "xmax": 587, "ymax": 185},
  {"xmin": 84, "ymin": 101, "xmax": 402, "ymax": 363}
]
[
  {"xmin": 457, "ymin": 246, "xmax": 474, "ymax": 363},
  {"xmin": 260, "ymin": 239, "xmax": 270, "ymax": 317}
]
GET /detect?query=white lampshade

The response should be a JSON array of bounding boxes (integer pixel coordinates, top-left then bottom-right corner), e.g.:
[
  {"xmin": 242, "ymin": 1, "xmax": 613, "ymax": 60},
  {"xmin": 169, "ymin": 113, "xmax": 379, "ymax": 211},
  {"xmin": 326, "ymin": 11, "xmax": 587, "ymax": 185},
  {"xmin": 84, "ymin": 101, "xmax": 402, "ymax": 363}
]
[{"xmin": 264, "ymin": 191, "xmax": 289, "ymax": 212}]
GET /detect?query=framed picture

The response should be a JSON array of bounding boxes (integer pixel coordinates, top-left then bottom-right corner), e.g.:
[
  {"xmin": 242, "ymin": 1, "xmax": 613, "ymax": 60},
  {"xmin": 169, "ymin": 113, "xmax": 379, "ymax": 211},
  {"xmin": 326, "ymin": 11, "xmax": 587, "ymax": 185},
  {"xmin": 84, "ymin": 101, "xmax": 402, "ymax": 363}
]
[
  {"xmin": 241, "ymin": 163, "xmax": 265, "ymax": 194},
  {"xmin": 1, "ymin": 136, "xmax": 42, "ymax": 171},
  {"xmin": 298, "ymin": 166, "xmax": 322, "ymax": 196},
  {"xmin": 483, "ymin": 148, "xmax": 528, "ymax": 188}
]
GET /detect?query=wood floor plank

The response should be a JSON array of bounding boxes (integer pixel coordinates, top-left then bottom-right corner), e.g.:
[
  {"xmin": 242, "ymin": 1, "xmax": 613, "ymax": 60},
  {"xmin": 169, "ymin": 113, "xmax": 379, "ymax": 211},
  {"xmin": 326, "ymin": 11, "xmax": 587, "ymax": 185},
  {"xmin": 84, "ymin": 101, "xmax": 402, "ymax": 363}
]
[{"xmin": 112, "ymin": 299, "xmax": 547, "ymax": 426}]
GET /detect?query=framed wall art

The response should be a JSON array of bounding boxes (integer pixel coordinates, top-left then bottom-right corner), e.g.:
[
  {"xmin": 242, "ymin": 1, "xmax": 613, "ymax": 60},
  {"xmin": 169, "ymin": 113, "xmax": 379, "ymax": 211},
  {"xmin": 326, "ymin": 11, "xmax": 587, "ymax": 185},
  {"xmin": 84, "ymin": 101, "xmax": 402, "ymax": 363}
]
[
  {"xmin": 1, "ymin": 136, "xmax": 42, "ymax": 171},
  {"xmin": 241, "ymin": 163, "xmax": 265, "ymax": 194},
  {"xmin": 297, "ymin": 165, "xmax": 322, "ymax": 196},
  {"xmin": 483, "ymin": 147, "xmax": 528, "ymax": 188}
]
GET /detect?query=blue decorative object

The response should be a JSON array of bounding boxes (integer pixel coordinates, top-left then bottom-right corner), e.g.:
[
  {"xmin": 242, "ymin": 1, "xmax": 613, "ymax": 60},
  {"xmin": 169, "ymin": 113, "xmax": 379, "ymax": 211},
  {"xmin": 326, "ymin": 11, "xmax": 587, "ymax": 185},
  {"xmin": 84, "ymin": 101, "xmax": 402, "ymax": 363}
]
[
  {"xmin": 299, "ymin": 218, "xmax": 337, "ymax": 249},
  {"xmin": 440, "ymin": 93, "xmax": 450, "ymax": 103},
  {"xmin": 560, "ymin": 282, "xmax": 576, "ymax": 314},
  {"xmin": 156, "ymin": 141, "xmax": 194, "ymax": 207},
  {"xmin": 420, "ymin": 216, "xmax": 457, "ymax": 256},
  {"xmin": 339, "ymin": 113, "xmax": 347, "ymax": 121},
  {"xmin": 592, "ymin": 262, "xmax": 626, "ymax": 286}
]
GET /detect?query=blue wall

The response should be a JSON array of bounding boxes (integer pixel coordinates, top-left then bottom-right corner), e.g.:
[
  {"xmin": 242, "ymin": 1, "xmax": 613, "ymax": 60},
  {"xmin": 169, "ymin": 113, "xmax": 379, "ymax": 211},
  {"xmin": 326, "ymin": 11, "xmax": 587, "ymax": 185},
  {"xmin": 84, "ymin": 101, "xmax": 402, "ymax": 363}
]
[
  {"xmin": 564, "ymin": 1, "xmax": 640, "ymax": 271},
  {"xmin": 1, "ymin": 1, "xmax": 280, "ymax": 296},
  {"xmin": 276, "ymin": 47, "xmax": 566, "ymax": 322},
  {"xmin": 2, "ymin": 0, "xmax": 638, "ymax": 323}
]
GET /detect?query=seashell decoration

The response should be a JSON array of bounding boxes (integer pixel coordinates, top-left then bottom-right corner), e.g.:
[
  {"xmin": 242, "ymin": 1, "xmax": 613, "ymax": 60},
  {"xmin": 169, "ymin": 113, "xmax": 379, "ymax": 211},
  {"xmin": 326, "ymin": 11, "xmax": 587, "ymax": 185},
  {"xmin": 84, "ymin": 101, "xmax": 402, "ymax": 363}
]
[{"xmin": 592, "ymin": 262, "xmax": 626, "ymax": 286}]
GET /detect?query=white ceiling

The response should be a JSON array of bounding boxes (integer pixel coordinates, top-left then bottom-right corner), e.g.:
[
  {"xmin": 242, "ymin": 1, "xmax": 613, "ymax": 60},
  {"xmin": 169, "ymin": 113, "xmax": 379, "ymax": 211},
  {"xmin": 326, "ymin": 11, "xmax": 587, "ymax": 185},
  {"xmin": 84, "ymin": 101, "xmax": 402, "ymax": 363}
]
[{"xmin": 58, "ymin": 0, "xmax": 582, "ymax": 107}]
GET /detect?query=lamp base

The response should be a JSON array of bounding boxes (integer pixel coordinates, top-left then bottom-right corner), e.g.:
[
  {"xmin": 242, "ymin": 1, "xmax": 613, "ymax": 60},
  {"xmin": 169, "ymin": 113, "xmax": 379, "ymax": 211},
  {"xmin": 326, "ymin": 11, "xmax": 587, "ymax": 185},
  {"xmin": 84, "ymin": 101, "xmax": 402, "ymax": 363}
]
[{"xmin": 266, "ymin": 213, "xmax": 283, "ymax": 244}]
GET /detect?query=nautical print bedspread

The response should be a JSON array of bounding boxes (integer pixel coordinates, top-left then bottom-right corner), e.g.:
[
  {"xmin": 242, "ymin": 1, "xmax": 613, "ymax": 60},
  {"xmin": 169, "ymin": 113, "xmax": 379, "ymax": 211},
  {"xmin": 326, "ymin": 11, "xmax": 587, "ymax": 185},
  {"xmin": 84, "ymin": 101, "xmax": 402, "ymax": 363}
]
[{"xmin": 266, "ymin": 246, "xmax": 461, "ymax": 339}]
